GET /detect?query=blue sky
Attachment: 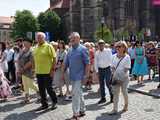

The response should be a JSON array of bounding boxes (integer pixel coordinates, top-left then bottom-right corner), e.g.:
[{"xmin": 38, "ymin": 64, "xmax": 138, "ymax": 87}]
[{"xmin": 0, "ymin": 0, "xmax": 50, "ymax": 16}]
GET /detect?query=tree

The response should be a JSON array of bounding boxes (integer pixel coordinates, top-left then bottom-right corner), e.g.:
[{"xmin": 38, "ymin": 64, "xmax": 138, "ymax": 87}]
[
  {"xmin": 95, "ymin": 25, "xmax": 113, "ymax": 43},
  {"xmin": 11, "ymin": 10, "xmax": 39, "ymax": 39},
  {"xmin": 37, "ymin": 10, "xmax": 61, "ymax": 41}
]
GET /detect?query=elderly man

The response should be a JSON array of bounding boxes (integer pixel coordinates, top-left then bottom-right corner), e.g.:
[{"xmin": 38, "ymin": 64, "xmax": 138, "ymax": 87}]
[
  {"xmin": 95, "ymin": 39, "xmax": 113, "ymax": 104},
  {"xmin": 62, "ymin": 32, "xmax": 89, "ymax": 120},
  {"xmin": 33, "ymin": 32, "xmax": 57, "ymax": 110}
]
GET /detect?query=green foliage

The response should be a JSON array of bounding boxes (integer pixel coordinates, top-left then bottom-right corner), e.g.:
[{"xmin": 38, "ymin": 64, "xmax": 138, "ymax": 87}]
[
  {"xmin": 11, "ymin": 10, "xmax": 39, "ymax": 39},
  {"xmin": 95, "ymin": 25, "xmax": 113, "ymax": 43},
  {"xmin": 115, "ymin": 29, "xmax": 129, "ymax": 41},
  {"xmin": 136, "ymin": 30, "xmax": 144, "ymax": 41},
  {"xmin": 37, "ymin": 10, "xmax": 61, "ymax": 41}
]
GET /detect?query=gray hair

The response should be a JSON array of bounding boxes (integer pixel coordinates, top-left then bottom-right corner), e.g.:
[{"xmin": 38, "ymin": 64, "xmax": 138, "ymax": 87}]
[
  {"xmin": 70, "ymin": 32, "xmax": 80, "ymax": 38},
  {"xmin": 36, "ymin": 32, "xmax": 46, "ymax": 40}
]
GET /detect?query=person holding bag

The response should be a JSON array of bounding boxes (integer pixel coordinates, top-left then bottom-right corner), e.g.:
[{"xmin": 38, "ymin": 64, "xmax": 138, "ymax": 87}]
[{"xmin": 109, "ymin": 41, "xmax": 131, "ymax": 115}]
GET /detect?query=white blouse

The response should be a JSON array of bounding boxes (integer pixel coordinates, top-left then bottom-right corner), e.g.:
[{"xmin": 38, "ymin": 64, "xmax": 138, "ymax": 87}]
[{"xmin": 111, "ymin": 54, "xmax": 131, "ymax": 81}]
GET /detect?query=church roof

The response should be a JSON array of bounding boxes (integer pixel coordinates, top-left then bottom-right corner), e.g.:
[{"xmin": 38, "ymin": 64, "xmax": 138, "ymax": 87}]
[
  {"xmin": 50, "ymin": 0, "xmax": 70, "ymax": 9},
  {"xmin": 0, "ymin": 16, "xmax": 14, "ymax": 24}
]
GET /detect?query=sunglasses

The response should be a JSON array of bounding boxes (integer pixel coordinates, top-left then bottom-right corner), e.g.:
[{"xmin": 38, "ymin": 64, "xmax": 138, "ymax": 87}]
[{"xmin": 116, "ymin": 45, "xmax": 122, "ymax": 48}]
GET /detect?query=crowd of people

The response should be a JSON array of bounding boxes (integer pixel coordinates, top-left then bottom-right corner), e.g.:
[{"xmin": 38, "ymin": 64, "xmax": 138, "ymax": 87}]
[{"xmin": 0, "ymin": 31, "xmax": 160, "ymax": 120}]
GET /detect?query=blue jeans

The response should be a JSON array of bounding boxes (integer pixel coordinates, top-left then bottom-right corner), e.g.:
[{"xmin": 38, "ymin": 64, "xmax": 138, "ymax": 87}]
[
  {"xmin": 72, "ymin": 80, "xmax": 85, "ymax": 114},
  {"xmin": 98, "ymin": 66, "xmax": 113, "ymax": 100}
]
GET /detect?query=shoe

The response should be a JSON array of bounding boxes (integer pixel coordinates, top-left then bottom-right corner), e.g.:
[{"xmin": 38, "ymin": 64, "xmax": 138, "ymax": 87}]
[
  {"xmin": 79, "ymin": 111, "xmax": 86, "ymax": 117},
  {"xmin": 98, "ymin": 98, "xmax": 106, "ymax": 104},
  {"xmin": 70, "ymin": 115, "xmax": 80, "ymax": 120},
  {"xmin": 35, "ymin": 98, "xmax": 41, "ymax": 103},
  {"xmin": 35, "ymin": 105, "xmax": 48, "ymax": 111},
  {"xmin": 152, "ymin": 74, "xmax": 155, "ymax": 79},
  {"xmin": 122, "ymin": 107, "xmax": 128, "ymax": 112},
  {"xmin": 157, "ymin": 84, "xmax": 160, "ymax": 89},
  {"xmin": 108, "ymin": 110, "xmax": 118, "ymax": 115},
  {"xmin": 51, "ymin": 103, "xmax": 57, "ymax": 110}
]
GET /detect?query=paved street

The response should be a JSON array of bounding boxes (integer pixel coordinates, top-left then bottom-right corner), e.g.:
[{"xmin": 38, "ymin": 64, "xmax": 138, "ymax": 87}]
[{"xmin": 0, "ymin": 84, "xmax": 160, "ymax": 120}]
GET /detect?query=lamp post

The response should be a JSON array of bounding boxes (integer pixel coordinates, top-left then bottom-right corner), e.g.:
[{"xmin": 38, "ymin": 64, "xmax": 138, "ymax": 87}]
[{"xmin": 101, "ymin": 17, "xmax": 105, "ymax": 39}]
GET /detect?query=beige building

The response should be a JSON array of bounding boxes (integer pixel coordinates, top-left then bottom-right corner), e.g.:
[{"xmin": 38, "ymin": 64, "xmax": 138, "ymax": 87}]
[{"xmin": 0, "ymin": 16, "xmax": 14, "ymax": 41}]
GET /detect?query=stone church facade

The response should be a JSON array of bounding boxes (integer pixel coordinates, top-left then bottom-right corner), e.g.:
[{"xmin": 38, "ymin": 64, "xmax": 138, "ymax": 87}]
[{"xmin": 50, "ymin": 0, "xmax": 160, "ymax": 41}]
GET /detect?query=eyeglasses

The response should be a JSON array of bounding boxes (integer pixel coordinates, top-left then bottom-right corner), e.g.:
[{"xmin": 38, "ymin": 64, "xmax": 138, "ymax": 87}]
[{"xmin": 116, "ymin": 46, "xmax": 122, "ymax": 48}]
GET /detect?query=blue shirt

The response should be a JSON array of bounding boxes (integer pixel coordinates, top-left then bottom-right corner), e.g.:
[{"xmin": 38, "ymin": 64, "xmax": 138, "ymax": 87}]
[{"xmin": 65, "ymin": 44, "xmax": 89, "ymax": 81}]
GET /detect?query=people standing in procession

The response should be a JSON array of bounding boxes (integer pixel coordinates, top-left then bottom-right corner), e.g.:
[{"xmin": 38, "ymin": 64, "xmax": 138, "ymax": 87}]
[
  {"xmin": 94, "ymin": 39, "xmax": 113, "ymax": 104},
  {"xmin": 84, "ymin": 42, "xmax": 94, "ymax": 90},
  {"xmin": 54, "ymin": 40, "xmax": 70, "ymax": 98},
  {"xmin": 5, "ymin": 42, "xmax": 16, "ymax": 84},
  {"xmin": 109, "ymin": 41, "xmax": 131, "ymax": 115},
  {"xmin": 62, "ymin": 32, "xmax": 89, "ymax": 120},
  {"xmin": 33, "ymin": 32, "xmax": 57, "ymax": 110},
  {"xmin": 132, "ymin": 41, "xmax": 148, "ymax": 84},
  {"xmin": 18, "ymin": 38, "xmax": 39, "ymax": 103},
  {"xmin": 0, "ymin": 67, "xmax": 12, "ymax": 102},
  {"xmin": 0, "ymin": 42, "xmax": 8, "ymax": 76},
  {"xmin": 128, "ymin": 42, "xmax": 136, "ymax": 80},
  {"xmin": 146, "ymin": 42, "xmax": 157, "ymax": 80},
  {"xmin": 156, "ymin": 42, "xmax": 160, "ymax": 88}
]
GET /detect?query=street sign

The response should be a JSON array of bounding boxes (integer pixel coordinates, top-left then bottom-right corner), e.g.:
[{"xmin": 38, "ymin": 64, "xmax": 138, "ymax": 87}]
[
  {"xmin": 27, "ymin": 32, "xmax": 32, "ymax": 39},
  {"xmin": 45, "ymin": 32, "xmax": 50, "ymax": 42}
]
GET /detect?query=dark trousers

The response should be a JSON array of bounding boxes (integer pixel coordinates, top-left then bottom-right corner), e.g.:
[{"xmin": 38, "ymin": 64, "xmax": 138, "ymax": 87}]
[
  {"xmin": 158, "ymin": 59, "xmax": 160, "ymax": 83},
  {"xmin": 6, "ymin": 62, "xmax": 16, "ymax": 83},
  {"xmin": 98, "ymin": 66, "xmax": 113, "ymax": 100},
  {"xmin": 37, "ymin": 74, "xmax": 57, "ymax": 106}
]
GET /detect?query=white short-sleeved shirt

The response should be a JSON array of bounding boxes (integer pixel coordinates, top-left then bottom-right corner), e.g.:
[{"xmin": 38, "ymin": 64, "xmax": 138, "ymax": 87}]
[{"xmin": 111, "ymin": 54, "xmax": 131, "ymax": 81}]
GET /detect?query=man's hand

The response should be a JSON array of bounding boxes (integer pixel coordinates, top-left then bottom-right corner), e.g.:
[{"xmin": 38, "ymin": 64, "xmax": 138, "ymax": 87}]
[{"xmin": 50, "ymin": 70, "xmax": 54, "ymax": 78}]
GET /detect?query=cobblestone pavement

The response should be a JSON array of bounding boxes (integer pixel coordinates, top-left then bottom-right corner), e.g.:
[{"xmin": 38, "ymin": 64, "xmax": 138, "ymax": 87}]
[
  {"xmin": 0, "ymin": 85, "xmax": 160, "ymax": 120},
  {"xmin": 129, "ymin": 75, "xmax": 160, "ymax": 97}
]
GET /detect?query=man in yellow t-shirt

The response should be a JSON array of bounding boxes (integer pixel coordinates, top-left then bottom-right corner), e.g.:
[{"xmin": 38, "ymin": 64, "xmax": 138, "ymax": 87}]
[{"xmin": 33, "ymin": 32, "xmax": 57, "ymax": 111}]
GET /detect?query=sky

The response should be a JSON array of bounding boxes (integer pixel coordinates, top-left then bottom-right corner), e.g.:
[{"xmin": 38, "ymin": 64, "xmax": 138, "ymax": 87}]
[{"xmin": 0, "ymin": 0, "xmax": 50, "ymax": 16}]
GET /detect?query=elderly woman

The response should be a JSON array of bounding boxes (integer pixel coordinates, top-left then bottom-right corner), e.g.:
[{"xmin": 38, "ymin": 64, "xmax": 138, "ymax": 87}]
[
  {"xmin": 109, "ymin": 41, "xmax": 131, "ymax": 115},
  {"xmin": 146, "ymin": 41, "xmax": 157, "ymax": 80}
]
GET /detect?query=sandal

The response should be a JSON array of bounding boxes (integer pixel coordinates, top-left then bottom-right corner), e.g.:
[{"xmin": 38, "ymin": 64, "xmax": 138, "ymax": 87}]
[
  {"xmin": 21, "ymin": 99, "xmax": 30, "ymax": 104},
  {"xmin": 70, "ymin": 115, "xmax": 80, "ymax": 120}
]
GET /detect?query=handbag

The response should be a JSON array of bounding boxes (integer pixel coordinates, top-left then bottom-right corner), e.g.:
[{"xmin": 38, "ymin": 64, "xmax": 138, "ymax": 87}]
[{"xmin": 111, "ymin": 56, "xmax": 125, "ymax": 86}]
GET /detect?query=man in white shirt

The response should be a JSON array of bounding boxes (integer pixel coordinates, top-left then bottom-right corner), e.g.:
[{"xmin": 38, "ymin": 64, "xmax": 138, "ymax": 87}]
[
  {"xmin": 5, "ymin": 42, "xmax": 15, "ymax": 84},
  {"xmin": 94, "ymin": 39, "xmax": 113, "ymax": 104}
]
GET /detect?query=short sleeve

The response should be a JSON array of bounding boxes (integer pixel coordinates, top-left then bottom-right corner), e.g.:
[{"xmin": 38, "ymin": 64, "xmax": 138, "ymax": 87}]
[
  {"xmin": 123, "ymin": 55, "xmax": 131, "ymax": 69},
  {"xmin": 82, "ymin": 47, "xmax": 90, "ymax": 65},
  {"xmin": 48, "ymin": 44, "xmax": 56, "ymax": 59}
]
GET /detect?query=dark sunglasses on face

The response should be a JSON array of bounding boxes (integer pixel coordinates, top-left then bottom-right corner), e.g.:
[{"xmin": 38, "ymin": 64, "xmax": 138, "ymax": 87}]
[{"xmin": 116, "ymin": 45, "xmax": 122, "ymax": 48}]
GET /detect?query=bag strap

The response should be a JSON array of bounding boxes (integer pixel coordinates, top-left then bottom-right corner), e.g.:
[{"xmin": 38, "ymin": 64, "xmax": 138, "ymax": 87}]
[{"xmin": 114, "ymin": 55, "xmax": 125, "ymax": 71}]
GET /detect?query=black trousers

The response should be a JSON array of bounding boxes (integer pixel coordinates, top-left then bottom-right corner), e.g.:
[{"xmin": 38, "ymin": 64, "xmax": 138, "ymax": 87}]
[
  {"xmin": 37, "ymin": 74, "xmax": 57, "ymax": 106},
  {"xmin": 98, "ymin": 66, "xmax": 113, "ymax": 100},
  {"xmin": 6, "ymin": 61, "xmax": 16, "ymax": 83}
]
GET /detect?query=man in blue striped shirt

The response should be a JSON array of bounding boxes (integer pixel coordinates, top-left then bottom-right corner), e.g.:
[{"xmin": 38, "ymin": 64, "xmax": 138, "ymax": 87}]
[{"xmin": 62, "ymin": 32, "xmax": 89, "ymax": 119}]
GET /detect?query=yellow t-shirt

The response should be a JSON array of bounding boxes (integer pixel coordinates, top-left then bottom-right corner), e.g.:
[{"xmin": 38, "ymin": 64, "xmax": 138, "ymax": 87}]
[{"xmin": 33, "ymin": 42, "xmax": 56, "ymax": 74}]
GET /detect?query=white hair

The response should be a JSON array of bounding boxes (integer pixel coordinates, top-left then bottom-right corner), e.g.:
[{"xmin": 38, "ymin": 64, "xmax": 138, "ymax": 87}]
[
  {"xmin": 70, "ymin": 32, "xmax": 80, "ymax": 38},
  {"xmin": 36, "ymin": 32, "xmax": 46, "ymax": 40},
  {"xmin": 84, "ymin": 42, "xmax": 90, "ymax": 47}
]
